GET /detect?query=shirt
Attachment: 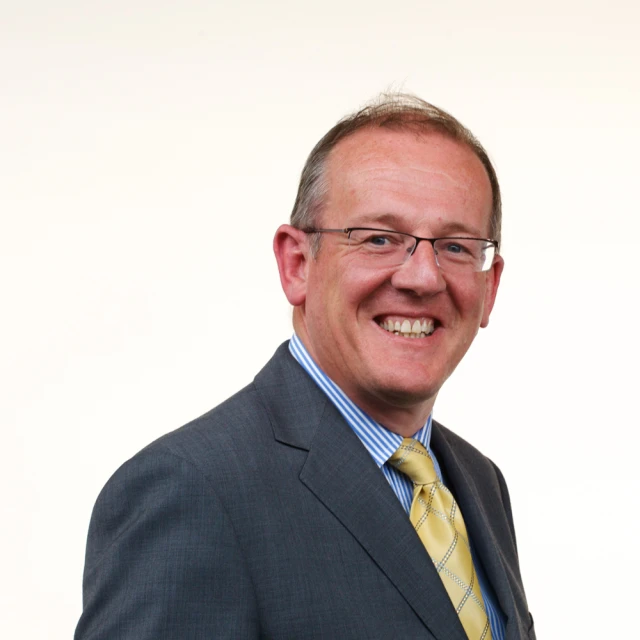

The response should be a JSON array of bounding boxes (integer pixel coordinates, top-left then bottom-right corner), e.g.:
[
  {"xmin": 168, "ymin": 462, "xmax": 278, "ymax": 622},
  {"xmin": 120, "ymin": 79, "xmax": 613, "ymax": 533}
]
[{"xmin": 289, "ymin": 333, "xmax": 506, "ymax": 639}]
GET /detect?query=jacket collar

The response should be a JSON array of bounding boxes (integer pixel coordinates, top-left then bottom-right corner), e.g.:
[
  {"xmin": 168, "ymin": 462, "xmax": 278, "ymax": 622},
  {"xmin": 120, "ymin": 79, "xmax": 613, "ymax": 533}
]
[
  {"xmin": 254, "ymin": 343, "xmax": 467, "ymax": 640},
  {"xmin": 431, "ymin": 426, "xmax": 530, "ymax": 640}
]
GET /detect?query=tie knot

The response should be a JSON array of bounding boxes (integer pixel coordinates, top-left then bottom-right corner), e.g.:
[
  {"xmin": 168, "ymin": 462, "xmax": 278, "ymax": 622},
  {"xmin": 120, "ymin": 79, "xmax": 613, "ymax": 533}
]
[{"xmin": 389, "ymin": 438, "xmax": 438, "ymax": 486}]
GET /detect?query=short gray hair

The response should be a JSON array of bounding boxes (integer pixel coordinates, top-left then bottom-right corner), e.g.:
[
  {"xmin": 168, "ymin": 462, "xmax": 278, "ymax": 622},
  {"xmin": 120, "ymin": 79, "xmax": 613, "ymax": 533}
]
[{"xmin": 290, "ymin": 93, "xmax": 502, "ymax": 253}]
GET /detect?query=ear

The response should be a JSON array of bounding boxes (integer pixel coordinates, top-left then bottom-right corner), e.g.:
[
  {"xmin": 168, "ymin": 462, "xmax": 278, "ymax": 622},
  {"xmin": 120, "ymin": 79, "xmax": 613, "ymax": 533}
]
[
  {"xmin": 480, "ymin": 254, "xmax": 504, "ymax": 328},
  {"xmin": 273, "ymin": 224, "xmax": 310, "ymax": 307}
]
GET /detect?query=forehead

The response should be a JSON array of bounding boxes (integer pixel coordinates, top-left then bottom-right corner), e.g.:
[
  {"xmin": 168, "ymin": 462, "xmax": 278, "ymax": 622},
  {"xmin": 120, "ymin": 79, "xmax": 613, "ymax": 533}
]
[{"xmin": 324, "ymin": 128, "xmax": 493, "ymax": 232}]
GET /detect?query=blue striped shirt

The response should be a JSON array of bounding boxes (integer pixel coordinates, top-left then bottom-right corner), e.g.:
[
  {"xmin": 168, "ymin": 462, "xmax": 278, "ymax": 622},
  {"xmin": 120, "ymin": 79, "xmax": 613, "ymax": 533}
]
[{"xmin": 289, "ymin": 334, "xmax": 506, "ymax": 639}]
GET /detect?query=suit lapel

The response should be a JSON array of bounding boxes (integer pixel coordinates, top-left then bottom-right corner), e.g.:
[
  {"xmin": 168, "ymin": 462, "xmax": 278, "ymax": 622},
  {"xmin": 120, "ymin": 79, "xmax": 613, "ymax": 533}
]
[
  {"xmin": 254, "ymin": 345, "xmax": 467, "ymax": 640},
  {"xmin": 431, "ymin": 426, "xmax": 523, "ymax": 640},
  {"xmin": 299, "ymin": 406, "xmax": 467, "ymax": 640}
]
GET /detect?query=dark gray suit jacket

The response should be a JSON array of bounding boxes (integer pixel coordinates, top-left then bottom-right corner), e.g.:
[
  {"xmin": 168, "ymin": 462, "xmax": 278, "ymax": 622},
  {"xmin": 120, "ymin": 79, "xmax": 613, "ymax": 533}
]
[{"xmin": 76, "ymin": 342, "xmax": 535, "ymax": 639}]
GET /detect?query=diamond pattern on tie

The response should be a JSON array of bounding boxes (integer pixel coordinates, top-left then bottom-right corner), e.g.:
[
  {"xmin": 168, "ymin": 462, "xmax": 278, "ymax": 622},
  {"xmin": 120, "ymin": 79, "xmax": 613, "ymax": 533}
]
[{"xmin": 389, "ymin": 438, "xmax": 492, "ymax": 640}]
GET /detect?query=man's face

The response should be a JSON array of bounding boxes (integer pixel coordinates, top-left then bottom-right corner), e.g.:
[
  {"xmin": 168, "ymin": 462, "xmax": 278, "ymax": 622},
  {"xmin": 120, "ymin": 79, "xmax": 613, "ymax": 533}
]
[{"xmin": 291, "ymin": 128, "xmax": 502, "ymax": 423}]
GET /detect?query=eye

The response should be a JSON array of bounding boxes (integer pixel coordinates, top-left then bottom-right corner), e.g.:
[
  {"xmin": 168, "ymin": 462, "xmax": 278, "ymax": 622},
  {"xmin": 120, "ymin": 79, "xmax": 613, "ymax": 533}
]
[
  {"xmin": 367, "ymin": 234, "xmax": 393, "ymax": 246},
  {"xmin": 349, "ymin": 229, "xmax": 405, "ymax": 250},
  {"xmin": 434, "ymin": 238, "xmax": 481, "ymax": 262},
  {"xmin": 441, "ymin": 241, "xmax": 469, "ymax": 254}
]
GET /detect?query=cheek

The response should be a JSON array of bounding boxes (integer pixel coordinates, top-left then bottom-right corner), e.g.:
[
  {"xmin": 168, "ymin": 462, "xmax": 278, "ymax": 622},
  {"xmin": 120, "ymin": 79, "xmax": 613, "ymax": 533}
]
[
  {"xmin": 308, "ymin": 265, "xmax": 352, "ymax": 328},
  {"xmin": 343, "ymin": 274, "xmax": 393, "ymax": 324},
  {"xmin": 446, "ymin": 276, "xmax": 488, "ymax": 323},
  {"xmin": 329, "ymin": 264, "xmax": 382, "ymax": 306}
]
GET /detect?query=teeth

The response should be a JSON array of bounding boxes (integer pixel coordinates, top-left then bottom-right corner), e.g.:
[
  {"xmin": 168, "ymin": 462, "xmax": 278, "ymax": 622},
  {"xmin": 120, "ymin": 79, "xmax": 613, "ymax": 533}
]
[{"xmin": 378, "ymin": 317, "xmax": 436, "ymax": 338}]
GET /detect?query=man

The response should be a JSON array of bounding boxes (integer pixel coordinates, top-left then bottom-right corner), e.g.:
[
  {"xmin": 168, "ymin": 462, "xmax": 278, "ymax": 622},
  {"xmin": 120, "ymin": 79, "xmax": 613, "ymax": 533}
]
[{"xmin": 76, "ymin": 94, "xmax": 535, "ymax": 639}]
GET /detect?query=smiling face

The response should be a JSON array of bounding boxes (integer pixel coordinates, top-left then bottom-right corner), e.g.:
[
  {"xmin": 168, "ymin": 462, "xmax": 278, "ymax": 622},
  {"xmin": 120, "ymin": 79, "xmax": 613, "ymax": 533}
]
[{"xmin": 277, "ymin": 127, "xmax": 503, "ymax": 434}]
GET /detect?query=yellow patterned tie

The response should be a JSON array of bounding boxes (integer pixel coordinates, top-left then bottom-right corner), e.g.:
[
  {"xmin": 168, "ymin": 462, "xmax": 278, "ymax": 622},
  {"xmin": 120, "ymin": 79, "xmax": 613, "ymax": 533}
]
[{"xmin": 389, "ymin": 438, "xmax": 492, "ymax": 640}]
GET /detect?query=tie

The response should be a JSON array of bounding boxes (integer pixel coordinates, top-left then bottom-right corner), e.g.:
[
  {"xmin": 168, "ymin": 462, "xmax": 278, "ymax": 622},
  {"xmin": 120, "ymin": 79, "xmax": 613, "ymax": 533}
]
[{"xmin": 389, "ymin": 438, "xmax": 492, "ymax": 640}]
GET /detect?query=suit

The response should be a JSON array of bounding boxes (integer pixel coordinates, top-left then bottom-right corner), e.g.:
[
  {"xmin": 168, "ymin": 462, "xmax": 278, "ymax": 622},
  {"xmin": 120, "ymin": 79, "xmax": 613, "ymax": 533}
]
[{"xmin": 76, "ymin": 342, "xmax": 535, "ymax": 639}]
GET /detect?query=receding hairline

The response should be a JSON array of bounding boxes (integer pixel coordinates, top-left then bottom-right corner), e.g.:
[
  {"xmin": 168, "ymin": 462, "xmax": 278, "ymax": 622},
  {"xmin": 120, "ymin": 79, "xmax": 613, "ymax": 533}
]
[
  {"xmin": 290, "ymin": 93, "xmax": 502, "ymax": 248},
  {"xmin": 325, "ymin": 123, "xmax": 489, "ymax": 176},
  {"xmin": 325, "ymin": 123, "xmax": 496, "ymax": 221}
]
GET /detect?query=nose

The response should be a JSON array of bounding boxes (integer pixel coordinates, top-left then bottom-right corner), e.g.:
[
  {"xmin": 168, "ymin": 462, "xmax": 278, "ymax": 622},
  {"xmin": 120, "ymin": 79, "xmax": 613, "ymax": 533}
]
[{"xmin": 390, "ymin": 239, "xmax": 447, "ymax": 295}]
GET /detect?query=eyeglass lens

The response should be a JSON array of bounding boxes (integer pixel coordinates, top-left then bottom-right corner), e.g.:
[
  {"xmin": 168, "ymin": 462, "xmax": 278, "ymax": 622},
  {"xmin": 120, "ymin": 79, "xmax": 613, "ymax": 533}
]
[{"xmin": 346, "ymin": 229, "xmax": 495, "ymax": 273}]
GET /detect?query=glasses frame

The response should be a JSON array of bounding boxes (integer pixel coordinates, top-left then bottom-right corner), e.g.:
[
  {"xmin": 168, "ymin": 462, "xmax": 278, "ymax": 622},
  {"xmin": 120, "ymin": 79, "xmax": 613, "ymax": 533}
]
[{"xmin": 302, "ymin": 227, "xmax": 499, "ymax": 273}]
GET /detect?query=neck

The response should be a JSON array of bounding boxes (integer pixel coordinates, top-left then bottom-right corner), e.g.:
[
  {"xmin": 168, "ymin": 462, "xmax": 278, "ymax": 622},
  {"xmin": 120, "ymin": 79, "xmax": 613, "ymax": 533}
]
[
  {"xmin": 346, "ymin": 391, "xmax": 435, "ymax": 438},
  {"xmin": 291, "ymin": 324, "xmax": 436, "ymax": 438}
]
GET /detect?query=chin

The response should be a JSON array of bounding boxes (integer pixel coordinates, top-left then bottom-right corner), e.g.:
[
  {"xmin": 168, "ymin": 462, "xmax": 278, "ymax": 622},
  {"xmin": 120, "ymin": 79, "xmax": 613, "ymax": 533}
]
[{"xmin": 370, "ymin": 377, "xmax": 443, "ymax": 408}]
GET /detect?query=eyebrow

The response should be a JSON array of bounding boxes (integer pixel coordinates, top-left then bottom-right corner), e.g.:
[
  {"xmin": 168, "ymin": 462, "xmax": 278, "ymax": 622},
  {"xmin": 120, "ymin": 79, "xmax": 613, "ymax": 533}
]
[
  {"xmin": 349, "ymin": 213, "xmax": 487, "ymax": 238},
  {"xmin": 437, "ymin": 221, "xmax": 487, "ymax": 237},
  {"xmin": 349, "ymin": 213, "xmax": 405, "ymax": 228}
]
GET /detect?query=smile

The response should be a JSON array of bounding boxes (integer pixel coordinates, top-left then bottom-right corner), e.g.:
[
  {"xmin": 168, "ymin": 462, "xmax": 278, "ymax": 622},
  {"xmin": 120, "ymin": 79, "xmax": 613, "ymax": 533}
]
[{"xmin": 377, "ymin": 317, "xmax": 436, "ymax": 338}]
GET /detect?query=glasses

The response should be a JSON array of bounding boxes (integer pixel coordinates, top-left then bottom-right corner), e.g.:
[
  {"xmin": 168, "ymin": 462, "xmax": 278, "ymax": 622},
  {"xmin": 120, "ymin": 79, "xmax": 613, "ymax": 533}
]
[{"xmin": 303, "ymin": 227, "xmax": 498, "ymax": 273}]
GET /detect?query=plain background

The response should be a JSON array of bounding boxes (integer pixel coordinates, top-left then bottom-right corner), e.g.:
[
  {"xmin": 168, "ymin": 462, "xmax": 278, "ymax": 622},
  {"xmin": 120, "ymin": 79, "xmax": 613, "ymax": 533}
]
[{"xmin": 2, "ymin": 1, "xmax": 638, "ymax": 637}]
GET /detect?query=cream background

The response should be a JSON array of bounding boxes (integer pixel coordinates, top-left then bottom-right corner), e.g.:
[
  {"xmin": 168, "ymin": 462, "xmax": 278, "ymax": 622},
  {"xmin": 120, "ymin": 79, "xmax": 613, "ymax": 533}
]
[{"xmin": 2, "ymin": 1, "xmax": 638, "ymax": 637}]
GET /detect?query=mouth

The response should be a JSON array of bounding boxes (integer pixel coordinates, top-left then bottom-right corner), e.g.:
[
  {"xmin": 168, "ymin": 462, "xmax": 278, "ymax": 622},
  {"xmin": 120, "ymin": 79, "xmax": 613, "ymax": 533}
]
[{"xmin": 376, "ymin": 316, "xmax": 437, "ymax": 339}]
